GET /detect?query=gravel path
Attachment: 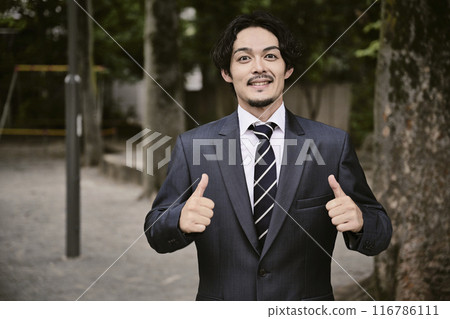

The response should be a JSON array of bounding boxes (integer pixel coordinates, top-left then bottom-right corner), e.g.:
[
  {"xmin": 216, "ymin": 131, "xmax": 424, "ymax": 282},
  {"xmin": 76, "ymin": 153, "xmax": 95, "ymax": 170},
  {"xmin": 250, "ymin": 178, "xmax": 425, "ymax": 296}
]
[{"xmin": 0, "ymin": 140, "xmax": 373, "ymax": 300}]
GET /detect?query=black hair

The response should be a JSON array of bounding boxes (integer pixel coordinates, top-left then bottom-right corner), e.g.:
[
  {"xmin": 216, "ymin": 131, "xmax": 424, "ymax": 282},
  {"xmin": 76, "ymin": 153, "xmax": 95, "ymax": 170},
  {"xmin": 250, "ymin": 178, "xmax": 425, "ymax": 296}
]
[{"xmin": 212, "ymin": 11, "xmax": 301, "ymax": 75}]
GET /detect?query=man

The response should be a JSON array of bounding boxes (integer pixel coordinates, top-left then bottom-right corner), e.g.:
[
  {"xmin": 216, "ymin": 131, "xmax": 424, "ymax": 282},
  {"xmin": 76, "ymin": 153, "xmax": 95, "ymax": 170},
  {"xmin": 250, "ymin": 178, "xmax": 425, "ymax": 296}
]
[{"xmin": 144, "ymin": 11, "xmax": 392, "ymax": 301}]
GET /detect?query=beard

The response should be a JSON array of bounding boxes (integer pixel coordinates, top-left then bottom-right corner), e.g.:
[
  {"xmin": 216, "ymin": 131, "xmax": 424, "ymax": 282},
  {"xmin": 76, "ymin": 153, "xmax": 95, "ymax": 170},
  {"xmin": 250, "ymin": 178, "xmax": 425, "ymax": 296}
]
[{"xmin": 247, "ymin": 97, "xmax": 275, "ymax": 108}]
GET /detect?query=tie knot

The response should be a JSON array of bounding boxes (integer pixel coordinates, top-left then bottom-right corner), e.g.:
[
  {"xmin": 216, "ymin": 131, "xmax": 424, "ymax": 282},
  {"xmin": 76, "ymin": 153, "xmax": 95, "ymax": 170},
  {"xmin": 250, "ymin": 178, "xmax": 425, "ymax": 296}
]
[{"xmin": 251, "ymin": 122, "xmax": 277, "ymax": 141}]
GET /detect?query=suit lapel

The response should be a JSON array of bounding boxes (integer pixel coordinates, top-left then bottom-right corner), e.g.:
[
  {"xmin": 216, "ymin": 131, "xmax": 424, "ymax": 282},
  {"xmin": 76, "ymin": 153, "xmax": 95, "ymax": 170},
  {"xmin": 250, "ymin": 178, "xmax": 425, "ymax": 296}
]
[
  {"xmin": 217, "ymin": 112, "xmax": 260, "ymax": 255},
  {"xmin": 261, "ymin": 109, "xmax": 306, "ymax": 258}
]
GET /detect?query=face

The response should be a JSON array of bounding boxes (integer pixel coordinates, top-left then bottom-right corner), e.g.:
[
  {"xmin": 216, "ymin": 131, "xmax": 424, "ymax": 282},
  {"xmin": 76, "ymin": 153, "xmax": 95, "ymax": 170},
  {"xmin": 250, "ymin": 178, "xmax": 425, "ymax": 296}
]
[{"xmin": 221, "ymin": 27, "xmax": 293, "ymax": 111}]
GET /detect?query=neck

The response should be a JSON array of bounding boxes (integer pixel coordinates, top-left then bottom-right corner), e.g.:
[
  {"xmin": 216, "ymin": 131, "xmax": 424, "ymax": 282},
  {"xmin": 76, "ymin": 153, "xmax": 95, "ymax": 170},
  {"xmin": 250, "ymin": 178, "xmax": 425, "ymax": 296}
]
[{"xmin": 240, "ymin": 98, "xmax": 283, "ymax": 122}]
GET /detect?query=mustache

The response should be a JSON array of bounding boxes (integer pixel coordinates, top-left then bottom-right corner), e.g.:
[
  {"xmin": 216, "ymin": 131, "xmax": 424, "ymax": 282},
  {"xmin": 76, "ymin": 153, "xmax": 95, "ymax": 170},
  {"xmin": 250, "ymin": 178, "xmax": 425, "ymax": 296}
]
[{"xmin": 247, "ymin": 75, "xmax": 274, "ymax": 85}]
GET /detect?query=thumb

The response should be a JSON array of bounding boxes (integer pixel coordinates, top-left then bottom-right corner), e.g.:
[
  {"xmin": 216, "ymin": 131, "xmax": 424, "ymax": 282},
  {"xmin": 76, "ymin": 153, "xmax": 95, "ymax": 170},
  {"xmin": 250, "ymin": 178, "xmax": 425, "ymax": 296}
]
[
  {"xmin": 328, "ymin": 174, "xmax": 346, "ymax": 198},
  {"xmin": 193, "ymin": 173, "xmax": 209, "ymax": 197}
]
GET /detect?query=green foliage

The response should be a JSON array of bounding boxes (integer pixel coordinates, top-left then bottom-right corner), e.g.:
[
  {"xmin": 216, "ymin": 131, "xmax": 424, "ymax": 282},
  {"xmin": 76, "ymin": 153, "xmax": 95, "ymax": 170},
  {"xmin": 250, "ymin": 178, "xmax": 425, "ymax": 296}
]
[
  {"xmin": 0, "ymin": 0, "xmax": 144, "ymax": 129},
  {"xmin": 355, "ymin": 40, "xmax": 379, "ymax": 58},
  {"xmin": 0, "ymin": 0, "xmax": 67, "ymax": 128},
  {"xmin": 92, "ymin": 0, "xmax": 145, "ymax": 81},
  {"xmin": 355, "ymin": 20, "xmax": 380, "ymax": 58}
]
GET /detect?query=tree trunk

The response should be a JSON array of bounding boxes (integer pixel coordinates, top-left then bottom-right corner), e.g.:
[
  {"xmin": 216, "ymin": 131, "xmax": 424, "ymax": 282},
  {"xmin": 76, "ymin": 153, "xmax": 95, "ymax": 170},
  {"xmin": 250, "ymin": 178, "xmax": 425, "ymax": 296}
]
[
  {"xmin": 302, "ymin": 85, "xmax": 322, "ymax": 121},
  {"xmin": 372, "ymin": 0, "xmax": 450, "ymax": 300},
  {"xmin": 143, "ymin": 0, "xmax": 185, "ymax": 197},
  {"xmin": 77, "ymin": 0, "xmax": 102, "ymax": 166}
]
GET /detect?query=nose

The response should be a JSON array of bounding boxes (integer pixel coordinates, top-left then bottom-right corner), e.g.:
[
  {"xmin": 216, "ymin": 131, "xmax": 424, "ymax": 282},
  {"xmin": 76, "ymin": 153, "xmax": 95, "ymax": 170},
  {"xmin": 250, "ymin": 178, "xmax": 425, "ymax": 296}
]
[{"xmin": 252, "ymin": 57, "xmax": 266, "ymax": 74}]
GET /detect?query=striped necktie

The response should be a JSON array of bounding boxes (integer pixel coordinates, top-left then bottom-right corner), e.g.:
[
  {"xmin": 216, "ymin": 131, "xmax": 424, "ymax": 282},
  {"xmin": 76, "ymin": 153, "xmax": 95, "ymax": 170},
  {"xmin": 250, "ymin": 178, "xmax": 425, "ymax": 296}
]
[{"xmin": 251, "ymin": 122, "xmax": 277, "ymax": 249}]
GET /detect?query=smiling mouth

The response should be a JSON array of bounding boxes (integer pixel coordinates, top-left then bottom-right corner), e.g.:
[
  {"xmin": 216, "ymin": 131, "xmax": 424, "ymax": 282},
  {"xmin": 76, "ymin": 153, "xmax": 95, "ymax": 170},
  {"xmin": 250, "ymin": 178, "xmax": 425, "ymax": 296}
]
[
  {"xmin": 247, "ymin": 76, "xmax": 274, "ymax": 87},
  {"xmin": 250, "ymin": 81, "xmax": 271, "ymax": 86}
]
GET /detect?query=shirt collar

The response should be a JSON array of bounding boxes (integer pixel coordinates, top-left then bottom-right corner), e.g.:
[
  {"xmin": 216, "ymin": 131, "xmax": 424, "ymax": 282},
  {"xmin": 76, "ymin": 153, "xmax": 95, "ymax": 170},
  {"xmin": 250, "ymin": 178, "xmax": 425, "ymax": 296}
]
[{"xmin": 238, "ymin": 103, "xmax": 286, "ymax": 136}]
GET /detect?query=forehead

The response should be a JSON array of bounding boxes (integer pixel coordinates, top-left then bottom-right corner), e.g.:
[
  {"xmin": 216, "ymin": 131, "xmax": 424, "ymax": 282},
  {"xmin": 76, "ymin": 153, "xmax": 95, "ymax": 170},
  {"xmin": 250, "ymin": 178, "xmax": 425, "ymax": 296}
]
[{"xmin": 233, "ymin": 27, "xmax": 279, "ymax": 51}]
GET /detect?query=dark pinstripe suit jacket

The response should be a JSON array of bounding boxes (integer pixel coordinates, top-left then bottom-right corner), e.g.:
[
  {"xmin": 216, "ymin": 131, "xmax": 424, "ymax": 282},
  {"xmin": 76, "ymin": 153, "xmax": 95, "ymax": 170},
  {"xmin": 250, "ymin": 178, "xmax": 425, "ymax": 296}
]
[{"xmin": 144, "ymin": 109, "xmax": 392, "ymax": 301}]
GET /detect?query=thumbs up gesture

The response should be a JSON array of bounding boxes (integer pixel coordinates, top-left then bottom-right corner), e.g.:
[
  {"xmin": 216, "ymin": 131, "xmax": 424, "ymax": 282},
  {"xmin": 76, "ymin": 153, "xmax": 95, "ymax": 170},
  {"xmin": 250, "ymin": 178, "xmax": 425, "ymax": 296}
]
[
  {"xmin": 179, "ymin": 174, "xmax": 215, "ymax": 233},
  {"xmin": 325, "ymin": 175, "xmax": 363, "ymax": 233}
]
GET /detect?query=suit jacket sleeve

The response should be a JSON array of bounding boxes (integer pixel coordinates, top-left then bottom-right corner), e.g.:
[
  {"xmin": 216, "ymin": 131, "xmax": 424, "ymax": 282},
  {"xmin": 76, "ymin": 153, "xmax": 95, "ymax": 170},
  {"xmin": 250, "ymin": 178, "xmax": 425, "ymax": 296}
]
[
  {"xmin": 144, "ymin": 135, "xmax": 195, "ymax": 253},
  {"xmin": 338, "ymin": 133, "xmax": 392, "ymax": 256}
]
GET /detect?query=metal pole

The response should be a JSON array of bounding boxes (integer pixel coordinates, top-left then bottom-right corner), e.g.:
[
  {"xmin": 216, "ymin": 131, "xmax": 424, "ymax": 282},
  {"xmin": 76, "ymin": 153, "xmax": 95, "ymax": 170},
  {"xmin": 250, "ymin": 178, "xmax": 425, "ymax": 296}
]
[
  {"xmin": 65, "ymin": 0, "xmax": 81, "ymax": 257},
  {"xmin": 0, "ymin": 69, "xmax": 18, "ymax": 142}
]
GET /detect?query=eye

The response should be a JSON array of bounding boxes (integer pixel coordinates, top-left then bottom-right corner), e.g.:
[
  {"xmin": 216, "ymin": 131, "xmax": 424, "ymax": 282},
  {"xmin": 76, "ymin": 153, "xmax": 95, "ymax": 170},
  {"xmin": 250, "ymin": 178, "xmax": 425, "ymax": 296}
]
[
  {"xmin": 265, "ymin": 53, "xmax": 278, "ymax": 60},
  {"xmin": 237, "ymin": 55, "xmax": 251, "ymax": 62}
]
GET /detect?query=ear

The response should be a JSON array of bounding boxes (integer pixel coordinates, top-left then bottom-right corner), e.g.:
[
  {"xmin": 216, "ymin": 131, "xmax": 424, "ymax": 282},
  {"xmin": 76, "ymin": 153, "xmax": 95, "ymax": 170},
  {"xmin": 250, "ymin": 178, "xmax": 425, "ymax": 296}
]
[
  {"xmin": 284, "ymin": 67, "xmax": 294, "ymax": 80},
  {"xmin": 221, "ymin": 69, "xmax": 233, "ymax": 83}
]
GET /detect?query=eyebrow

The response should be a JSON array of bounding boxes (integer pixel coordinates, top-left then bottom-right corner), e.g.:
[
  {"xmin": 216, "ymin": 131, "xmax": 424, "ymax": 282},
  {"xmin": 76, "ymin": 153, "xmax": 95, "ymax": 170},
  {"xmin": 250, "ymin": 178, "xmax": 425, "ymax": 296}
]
[{"xmin": 233, "ymin": 46, "xmax": 281, "ymax": 55}]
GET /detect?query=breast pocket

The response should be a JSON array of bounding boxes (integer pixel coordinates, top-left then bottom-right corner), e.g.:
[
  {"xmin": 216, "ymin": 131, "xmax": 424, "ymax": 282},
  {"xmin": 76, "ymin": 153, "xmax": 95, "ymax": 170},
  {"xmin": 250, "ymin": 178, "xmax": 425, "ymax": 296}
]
[
  {"xmin": 295, "ymin": 193, "xmax": 334, "ymax": 210},
  {"xmin": 292, "ymin": 193, "xmax": 337, "ymax": 247},
  {"xmin": 293, "ymin": 193, "xmax": 335, "ymax": 231}
]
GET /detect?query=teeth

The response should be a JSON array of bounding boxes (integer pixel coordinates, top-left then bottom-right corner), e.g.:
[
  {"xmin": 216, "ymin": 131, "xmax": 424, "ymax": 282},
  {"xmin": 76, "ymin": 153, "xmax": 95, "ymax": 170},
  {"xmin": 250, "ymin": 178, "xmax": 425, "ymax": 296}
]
[{"xmin": 251, "ymin": 82, "xmax": 269, "ymax": 86}]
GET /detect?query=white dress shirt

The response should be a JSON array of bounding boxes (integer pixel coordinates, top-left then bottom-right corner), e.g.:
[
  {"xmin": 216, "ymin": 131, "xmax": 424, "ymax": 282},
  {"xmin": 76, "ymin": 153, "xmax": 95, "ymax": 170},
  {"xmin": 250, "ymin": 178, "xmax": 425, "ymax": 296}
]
[{"xmin": 237, "ymin": 104, "xmax": 286, "ymax": 210}]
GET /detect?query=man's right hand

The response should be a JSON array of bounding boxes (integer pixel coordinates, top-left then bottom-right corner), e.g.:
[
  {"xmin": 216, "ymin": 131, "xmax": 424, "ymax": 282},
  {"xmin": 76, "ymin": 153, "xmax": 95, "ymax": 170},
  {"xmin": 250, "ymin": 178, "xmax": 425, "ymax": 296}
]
[{"xmin": 179, "ymin": 173, "xmax": 215, "ymax": 233}]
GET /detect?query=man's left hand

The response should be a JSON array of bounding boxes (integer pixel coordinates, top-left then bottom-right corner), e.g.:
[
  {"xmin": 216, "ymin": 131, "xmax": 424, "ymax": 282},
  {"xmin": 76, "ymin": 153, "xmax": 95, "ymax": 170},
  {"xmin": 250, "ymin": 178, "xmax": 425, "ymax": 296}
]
[{"xmin": 326, "ymin": 175, "xmax": 363, "ymax": 233}]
